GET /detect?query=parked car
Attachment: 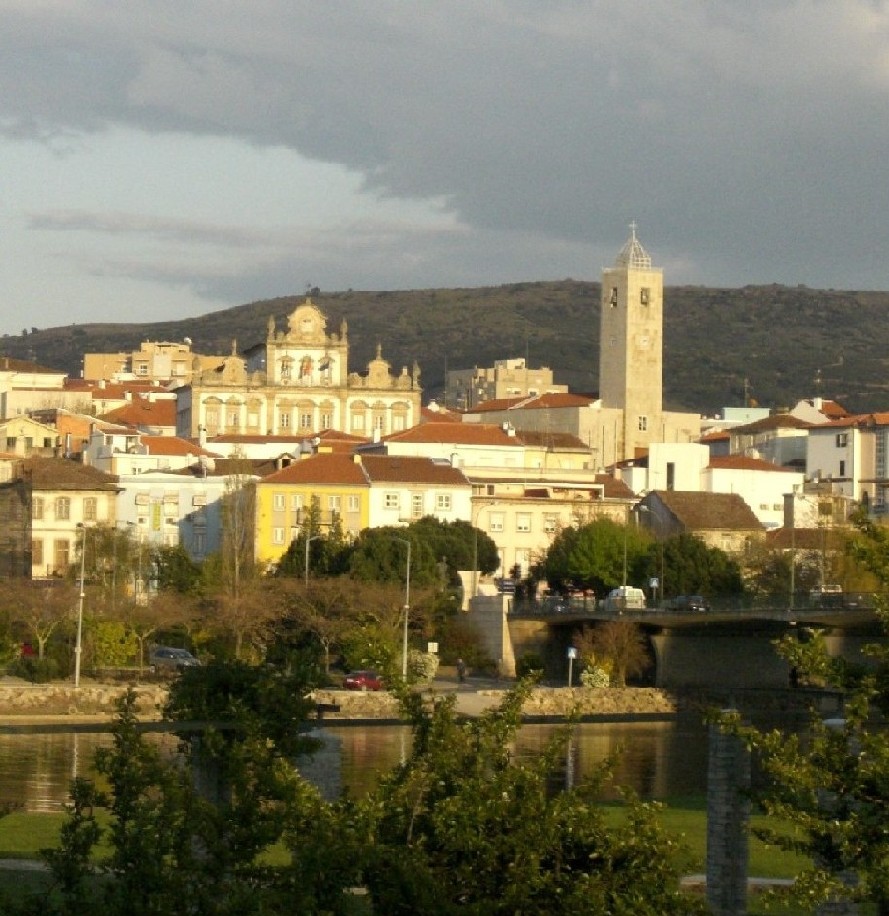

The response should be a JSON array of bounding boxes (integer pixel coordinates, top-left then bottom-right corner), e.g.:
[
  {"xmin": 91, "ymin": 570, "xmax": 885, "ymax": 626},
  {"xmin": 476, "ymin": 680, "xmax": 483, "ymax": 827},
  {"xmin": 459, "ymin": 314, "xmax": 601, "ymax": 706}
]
[
  {"xmin": 148, "ymin": 646, "xmax": 201, "ymax": 674},
  {"xmin": 669, "ymin": 595, "xmax": 710, "ymax": 613},
  {"xmin": 343, "ymin": 670, "xmax": 384, "ymax": 691}
]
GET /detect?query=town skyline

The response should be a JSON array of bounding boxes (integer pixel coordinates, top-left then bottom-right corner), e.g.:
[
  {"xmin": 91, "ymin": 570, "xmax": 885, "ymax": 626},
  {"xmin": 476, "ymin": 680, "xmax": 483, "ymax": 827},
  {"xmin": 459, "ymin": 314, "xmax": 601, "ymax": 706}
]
[{"xmin": 3, "ymin": 3, "xmax": 889, "ymax": 336}]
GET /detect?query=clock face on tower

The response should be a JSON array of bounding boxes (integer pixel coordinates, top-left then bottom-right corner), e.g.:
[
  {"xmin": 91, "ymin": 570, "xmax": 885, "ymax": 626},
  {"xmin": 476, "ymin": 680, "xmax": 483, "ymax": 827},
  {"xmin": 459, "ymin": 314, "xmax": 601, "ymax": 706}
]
[{"xmin": 300, "ymin": 315, "xmax": 315, "ymax": 334}]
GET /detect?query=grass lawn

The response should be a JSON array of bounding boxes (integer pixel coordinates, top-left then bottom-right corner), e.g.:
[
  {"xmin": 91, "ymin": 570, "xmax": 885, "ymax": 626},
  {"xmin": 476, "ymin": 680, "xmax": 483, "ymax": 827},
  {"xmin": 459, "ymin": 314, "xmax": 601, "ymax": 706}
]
[{"xmin": 0, "ymin": 798, "xmax": 818, "ymax": 913}]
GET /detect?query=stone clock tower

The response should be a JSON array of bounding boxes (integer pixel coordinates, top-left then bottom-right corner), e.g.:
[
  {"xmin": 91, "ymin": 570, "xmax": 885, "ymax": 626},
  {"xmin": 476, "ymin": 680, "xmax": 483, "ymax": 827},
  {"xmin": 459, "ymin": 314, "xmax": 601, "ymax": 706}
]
[{"xmin": 599, "ymin": 224, "xmax": 664, "ymax": 458}]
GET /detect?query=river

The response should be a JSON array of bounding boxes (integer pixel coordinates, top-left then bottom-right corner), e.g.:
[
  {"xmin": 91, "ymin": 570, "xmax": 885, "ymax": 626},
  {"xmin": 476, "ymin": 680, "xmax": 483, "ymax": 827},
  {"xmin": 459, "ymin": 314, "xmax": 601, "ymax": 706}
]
[{"xmin": 0, "ymin": 716, "xmax": 715, "ymax": 813}]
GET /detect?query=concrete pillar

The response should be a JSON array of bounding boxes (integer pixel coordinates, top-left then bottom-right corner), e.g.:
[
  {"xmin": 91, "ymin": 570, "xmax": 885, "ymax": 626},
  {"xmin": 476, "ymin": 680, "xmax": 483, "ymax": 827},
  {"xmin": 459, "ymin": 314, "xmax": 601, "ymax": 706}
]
[{"xmin": 706, "ymin": 714, "xmax": 751, "ymax": 915}]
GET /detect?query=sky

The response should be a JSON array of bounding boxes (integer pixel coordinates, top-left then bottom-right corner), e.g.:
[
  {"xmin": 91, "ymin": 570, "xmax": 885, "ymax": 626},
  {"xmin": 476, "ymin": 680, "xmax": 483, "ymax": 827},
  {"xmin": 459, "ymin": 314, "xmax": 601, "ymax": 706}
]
[{"xmin": 3, "ymin": 1, "xmax": 889, "ymax": 337}]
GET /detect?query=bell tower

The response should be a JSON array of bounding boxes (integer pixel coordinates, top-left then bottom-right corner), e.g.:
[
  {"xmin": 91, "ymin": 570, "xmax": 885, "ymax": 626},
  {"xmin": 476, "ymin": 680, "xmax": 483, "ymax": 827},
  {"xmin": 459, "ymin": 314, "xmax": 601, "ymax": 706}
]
[{"xmin": 598, "ymin": 224, "xmax": 663, "ymax": 458}]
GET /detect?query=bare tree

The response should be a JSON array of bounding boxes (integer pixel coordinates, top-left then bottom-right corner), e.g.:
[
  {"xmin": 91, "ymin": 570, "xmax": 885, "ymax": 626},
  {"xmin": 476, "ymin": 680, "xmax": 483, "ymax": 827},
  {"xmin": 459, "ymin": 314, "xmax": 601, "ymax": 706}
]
[{"xmin": 582, "ymin": 621, "xmax": 650, "ymax": 687}]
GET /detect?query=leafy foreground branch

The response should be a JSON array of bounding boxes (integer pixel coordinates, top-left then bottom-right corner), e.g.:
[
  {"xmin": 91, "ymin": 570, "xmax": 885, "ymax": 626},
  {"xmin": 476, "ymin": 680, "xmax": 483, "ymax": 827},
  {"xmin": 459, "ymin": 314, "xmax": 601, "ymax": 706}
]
[{"xmin": 5, "ymin": 673, "xmax": 702, "ymax": 916}]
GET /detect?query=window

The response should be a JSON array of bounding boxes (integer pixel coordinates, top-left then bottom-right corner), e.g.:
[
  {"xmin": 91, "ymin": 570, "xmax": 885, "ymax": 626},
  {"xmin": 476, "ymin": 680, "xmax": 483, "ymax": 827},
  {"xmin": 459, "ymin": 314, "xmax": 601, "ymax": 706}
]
[
  {"xmin": 347, "ymin": 495, "xmax": 360, "ymax": 512},
  {"xmin": 280, "ymin": 359, "xmax": 292, "ymax": 380},
  {"xmin": 609, "ymin": 287, "xmax": 618, "ymax": 307},
  {"xmin": 280, "ymin": 413, "xmax": 291, "ymax": 429},
  {"xmin": 638, "ymin": 416, "xmax": 648, "ymax": 431},
  {"xmin": 192, "ymin": 531, "xmax": 206, "ymax": 556},
  {"xmin": 436, "ymin": 493, "xmax": 452, "ymax": 512},
  {"xmin": 273, "ymin": 494, "xmax": 285, "ymax": 511},
  {"xmin": 489, "ymin": 513, "xmax": 504, "ymax": 533},
  {"xmin": 328, "ymin": 495, "xmax": 341, "ymax": 511},
  {"xmin": 836, "ymin": 433, "xmax": 848, "ymax": 448},
  {"xmin": 136, "ymin": 363, "xmax": 148, "ymax": 375},
  {"xmin": 320, "ymin": 411, "xmax": 331, "ymax": 429},
  {"xmin": 291, "ymin": 494, "xmax": 303, "ymax": 511},
  {"xmin": 352, "ymin": 414, "xmax": 365, "ymax": 431},
  {"xmin": 32, "ymin": 539, "xmax": 43, "ymax": 567},
  {"xmin": 192, "ymin": 495, "xmax": 207, "ymax": 507},
  {"xmin": 640, "ymin": 287, "xmax": 650, "ymax": 305},
  {"xmin": 53, "ymin": 539, "xmax": 70, "ymax": 573},
  {"xmin": 543, "ymin": 514, "xmax": 558, "ymax": 534},
  {"xmin": 411, "ymin": 493, "xmax": 424, "ymax": 518},
  {"xmin": 83, "ymin": 498, "xmax": 97, "ymax": 522},
  {"xmin": 384, "ymin": 493, "xmax": 399, "ymax": 510},
  {"xmin": 5, "ymin": 437, "xmax": 14, "ymax": 450},
  {"xmin": 839, "ymin": 460, "xmax": 846, "ymax": 477},
  {"xmin": 32, "ymin": 497, "xmax": 44, "ymax": 520},
  {"xmin": 666, "ymin": 462, "xmax": 675, "ymax": 490},
  {"xmin": 55, "ymin": 497, "xmax": 70, "ymax": 520},
  {"xmin": 227, "ymin": 409, "xmax": 239, "ymax": 427},
  {"xmin": 273, "ymin": 527, "xmax": 285, "ymax": 545},
  {"xmin": 516, "ymin": 513, "xmax": 532, "ymax": 533},
  {"xmin": 300, "ymin": 412, "xmax": 313, "ymax": 429}
]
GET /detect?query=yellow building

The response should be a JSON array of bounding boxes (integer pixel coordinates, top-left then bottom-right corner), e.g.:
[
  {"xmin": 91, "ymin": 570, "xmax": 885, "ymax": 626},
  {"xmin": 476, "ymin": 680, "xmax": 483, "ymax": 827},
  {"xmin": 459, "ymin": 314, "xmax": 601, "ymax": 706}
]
[
  {"xmin": 83, "ymin": 340, "xmax": 227, "ymax": 386},
  {"xmin": 255, "ymin": 454, "xmax": 371, "ymax": 567}
]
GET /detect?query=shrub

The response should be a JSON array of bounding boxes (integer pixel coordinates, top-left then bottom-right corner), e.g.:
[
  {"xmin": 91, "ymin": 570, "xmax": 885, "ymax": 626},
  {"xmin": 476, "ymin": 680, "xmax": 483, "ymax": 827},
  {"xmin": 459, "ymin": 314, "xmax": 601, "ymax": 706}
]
[
  {"xmin": 516, "ymin": 652, "xmax": 544, "ymax": 679},
  {"xmin": 9, "ymin": 655, "xmax": 60, "ymax": 683},
  {"xmin": 408, "ymin": 649, "xmax": 439, "ymax": 683},
  {"xmin": 580, "ymin": 666, "xmax": 610, "ymax": 688}
]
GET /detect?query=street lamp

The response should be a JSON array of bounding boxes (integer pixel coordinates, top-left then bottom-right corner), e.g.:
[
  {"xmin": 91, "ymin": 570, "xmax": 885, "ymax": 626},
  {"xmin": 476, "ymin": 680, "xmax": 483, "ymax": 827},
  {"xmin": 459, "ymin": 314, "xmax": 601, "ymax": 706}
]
[
  {"xmin": 393, "ymin": 537, "xmax": 411, "ymax": 679},
  {"xmin": 304, "ymin": 533, "xmax": 325, "ymax": 587},
  {"xmin": 74, "ymin": 523, "xmax": 89, "ymax": 688}
]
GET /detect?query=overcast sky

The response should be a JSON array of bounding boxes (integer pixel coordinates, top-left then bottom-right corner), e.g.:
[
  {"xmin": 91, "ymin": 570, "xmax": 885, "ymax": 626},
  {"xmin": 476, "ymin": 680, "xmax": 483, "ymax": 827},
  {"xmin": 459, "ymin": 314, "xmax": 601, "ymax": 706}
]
[{"xmin": 3, "ymin": 2, "xmax": 888, "ymax": 336}]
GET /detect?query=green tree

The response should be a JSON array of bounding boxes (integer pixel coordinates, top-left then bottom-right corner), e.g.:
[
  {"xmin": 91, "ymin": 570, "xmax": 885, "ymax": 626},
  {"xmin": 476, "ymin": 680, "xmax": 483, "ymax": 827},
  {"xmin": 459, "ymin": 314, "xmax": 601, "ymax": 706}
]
[
  {"xmin": 543, "ymin": 516, "xmax": 651, "ymax": 595},
  {"xmin": 153, "ymin": 543, "xmax": 204, "ymax": 595},
  {"xmin": 643, "ymin": 532, "xmax": 743, "ymax": 599},
  {"xmin": 353, "ymin": 683, "xmax": 702, "ymax": 914},
  {"xmin": 408, "ymin": 516, "xmax": 499, "ymax": 579},
  {"xmin": 349, "ymin": 526, "xmax": 438, "ymax": 587},
  {"xmin": 717, "ymin": 510, "xmax": 889, "ymax": 912}
]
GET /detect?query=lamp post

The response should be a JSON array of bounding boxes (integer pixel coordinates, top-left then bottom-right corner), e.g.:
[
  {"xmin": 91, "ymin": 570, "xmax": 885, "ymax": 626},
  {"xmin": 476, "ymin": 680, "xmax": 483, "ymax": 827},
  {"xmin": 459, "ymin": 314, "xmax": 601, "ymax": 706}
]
[
  {"xmin": 304, "ymin": 533, "xmax": 324, "ymax": 587},
  {"xmin": 393, "ymin": 537, "xmax": 411, "ymax": 679},
  {"xmin": 74, "ymin": 523, "xmax": 88, "ymax": 688}
]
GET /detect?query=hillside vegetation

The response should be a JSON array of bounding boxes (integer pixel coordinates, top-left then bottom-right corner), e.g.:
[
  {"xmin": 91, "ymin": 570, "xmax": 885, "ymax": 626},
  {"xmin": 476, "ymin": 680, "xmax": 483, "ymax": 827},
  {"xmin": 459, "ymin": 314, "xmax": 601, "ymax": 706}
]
[{"xmin": 2, "ymin": 280, "xmax": 886, "ymax": 415}]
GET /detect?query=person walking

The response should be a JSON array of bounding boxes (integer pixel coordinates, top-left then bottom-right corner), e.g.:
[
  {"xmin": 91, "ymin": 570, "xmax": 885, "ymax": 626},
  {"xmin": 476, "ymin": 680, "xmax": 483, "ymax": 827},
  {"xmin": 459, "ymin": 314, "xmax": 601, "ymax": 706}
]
[{"xmin": 456, "ymin": 658, "xmax": 466, "ymax": 683}]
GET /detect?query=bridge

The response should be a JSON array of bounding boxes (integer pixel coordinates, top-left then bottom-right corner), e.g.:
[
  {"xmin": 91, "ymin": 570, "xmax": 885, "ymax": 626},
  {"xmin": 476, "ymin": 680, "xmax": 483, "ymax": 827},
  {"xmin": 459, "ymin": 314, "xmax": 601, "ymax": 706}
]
[{"xmin": 469, "ymin": 595, "xmax": 885, "ymax": 691}]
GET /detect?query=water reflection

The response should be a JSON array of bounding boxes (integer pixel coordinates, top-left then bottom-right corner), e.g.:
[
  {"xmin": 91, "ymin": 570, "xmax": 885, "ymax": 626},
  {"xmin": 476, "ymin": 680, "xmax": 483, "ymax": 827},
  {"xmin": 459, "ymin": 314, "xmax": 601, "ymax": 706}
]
[{"xmin": 0, "ymin": 719, "xmax": 712, "ymax": 813}]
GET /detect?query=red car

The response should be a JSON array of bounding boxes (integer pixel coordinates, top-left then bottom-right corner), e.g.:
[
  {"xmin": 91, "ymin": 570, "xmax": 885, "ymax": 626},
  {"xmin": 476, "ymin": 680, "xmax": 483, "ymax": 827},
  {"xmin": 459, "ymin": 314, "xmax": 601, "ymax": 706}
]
[{"xmin": 343, "ymin": 670, "xmax": 384, "ymax": 691}]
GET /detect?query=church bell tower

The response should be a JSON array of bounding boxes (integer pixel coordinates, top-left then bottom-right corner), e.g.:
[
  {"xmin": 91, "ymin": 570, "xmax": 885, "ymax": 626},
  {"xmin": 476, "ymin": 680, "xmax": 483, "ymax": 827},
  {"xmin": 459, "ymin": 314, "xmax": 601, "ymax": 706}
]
[{"xmin": 598, "ymin": 224, "xmax": 664, "ymax": 457}]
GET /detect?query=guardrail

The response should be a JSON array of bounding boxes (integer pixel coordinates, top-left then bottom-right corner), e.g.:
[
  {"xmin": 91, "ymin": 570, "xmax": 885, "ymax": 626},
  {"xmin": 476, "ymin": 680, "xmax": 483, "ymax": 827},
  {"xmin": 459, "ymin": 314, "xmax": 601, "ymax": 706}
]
[{"xmin": 512, "ymin": 592, "xmax": 878, "ymax": 617}]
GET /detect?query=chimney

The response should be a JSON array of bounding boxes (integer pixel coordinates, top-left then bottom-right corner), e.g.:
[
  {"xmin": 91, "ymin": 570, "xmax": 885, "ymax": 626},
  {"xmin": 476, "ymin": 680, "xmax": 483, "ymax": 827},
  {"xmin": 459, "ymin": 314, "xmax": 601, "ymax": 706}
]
[{"xmin": 198, "ymin": 425, "xmax": 207, "ymax": 449}]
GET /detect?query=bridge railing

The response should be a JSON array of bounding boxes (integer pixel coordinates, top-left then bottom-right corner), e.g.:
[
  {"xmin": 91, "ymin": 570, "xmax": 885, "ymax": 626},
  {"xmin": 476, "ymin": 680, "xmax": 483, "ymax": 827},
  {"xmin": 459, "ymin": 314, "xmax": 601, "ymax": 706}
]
[{"xmin": 510, "ymin": 591, "xmax": 878, "ymax": 617}]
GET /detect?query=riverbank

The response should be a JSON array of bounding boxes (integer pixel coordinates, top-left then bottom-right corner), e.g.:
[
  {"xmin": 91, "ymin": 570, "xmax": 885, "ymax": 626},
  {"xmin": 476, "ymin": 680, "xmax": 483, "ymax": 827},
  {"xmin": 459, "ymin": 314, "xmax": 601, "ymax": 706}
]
[{"xmin": 0, "ymin": 677, "xmax": 681, "ymax": 724}]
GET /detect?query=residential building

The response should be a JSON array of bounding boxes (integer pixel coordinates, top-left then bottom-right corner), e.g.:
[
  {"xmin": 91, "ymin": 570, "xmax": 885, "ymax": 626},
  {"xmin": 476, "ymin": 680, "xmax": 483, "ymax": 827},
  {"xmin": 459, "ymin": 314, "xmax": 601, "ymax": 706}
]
[
  {"xmin": 175, "ymin": 298, "xmax": 422, "ymax": 440},
  {"xmin": 0, "ymin": 357, "xmax": 77, "ymax": 419},
  {"xmin": 0, "ymin": 457, "xmax": 120, "ymax": 579},
  {"xmin": 728, "ymin": 413, "xmax": 811, "ymax": 469},
  {"xmin": 0, "ymin": 415, "xmax": 60, "ymax": 457},
  {"xmin": 807, "ymin": 412, "xmax": 889, "ymax": 513},
  {"xmin": 254, "ymin": 453, "xmax": 471, "ymax": 568},
  {"xmin": 83, "ymin": 340, "xmax": 226, "ymax": 386},
  {"xmin": 445, "ymin": 358, "xmax": 567, "ymax": 410},
  {"xmin": 637, "ymin": 490, "xmax": 764, "ymax": 555},
  {"xmin": 84, "ymin": 424, "xmax": 220, "ymax": 476},
  {"xmin": 115, "ymin": 467, "xmax": 244, "ymax": 561}
]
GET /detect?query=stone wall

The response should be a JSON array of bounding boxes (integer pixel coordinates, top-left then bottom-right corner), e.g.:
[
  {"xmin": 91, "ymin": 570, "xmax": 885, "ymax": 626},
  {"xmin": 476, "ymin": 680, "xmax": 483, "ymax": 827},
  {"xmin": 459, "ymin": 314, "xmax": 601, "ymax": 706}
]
[{"xmin": 0, "ymin": 683, "xmax": 167, "ymax": 717}]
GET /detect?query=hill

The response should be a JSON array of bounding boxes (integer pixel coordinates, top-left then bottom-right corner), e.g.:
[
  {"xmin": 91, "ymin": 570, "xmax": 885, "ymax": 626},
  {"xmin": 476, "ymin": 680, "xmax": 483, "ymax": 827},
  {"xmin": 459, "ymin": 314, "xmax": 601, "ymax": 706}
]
[{"xmin": 2, "ymin": 281, "xmax": 885, "ymax": 415}]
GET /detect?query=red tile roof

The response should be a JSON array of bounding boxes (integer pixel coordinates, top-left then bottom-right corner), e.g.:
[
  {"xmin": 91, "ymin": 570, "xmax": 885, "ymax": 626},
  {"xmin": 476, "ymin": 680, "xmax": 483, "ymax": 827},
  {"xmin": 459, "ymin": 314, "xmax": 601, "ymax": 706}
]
[
  {"xmin": 19, "ymin": 456, "xmax": 120, "ymax": 492},
  {"xmin": 382, "ymin": 422, "xmax": 524, "ymax": 447},
  {"xmin": 709, "ymin": 455, "xmax": 799, "ymax": 473},
  {"xmin": 261, "ymin": 454, "xmax": 369, "ymax": 486},
  {"xmin": 140, "ymin": 436, "xmax": 219, "ymax": 457},
  {"xmin": 360, "ymin": 455, "xmax": 469, "ymax": 485},
  {"xmin": 99, "ymin": 398, "xmax": 177, "ymax": 428}
]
